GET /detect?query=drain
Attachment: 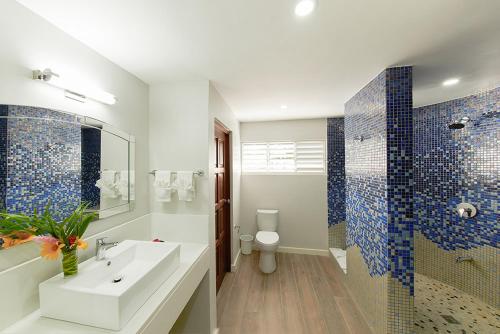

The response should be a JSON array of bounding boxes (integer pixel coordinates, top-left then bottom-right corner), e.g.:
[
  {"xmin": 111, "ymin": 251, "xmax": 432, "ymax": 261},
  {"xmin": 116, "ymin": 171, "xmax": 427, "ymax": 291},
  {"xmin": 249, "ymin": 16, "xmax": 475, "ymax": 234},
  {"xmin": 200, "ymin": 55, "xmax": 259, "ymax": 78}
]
[
  {"xmin": 441, "ymin": 315, "xmax": 460, "ymax": 324},
  {"xmin": 112, "ymin": 275, "xmax": 124, "ymax": 283}
]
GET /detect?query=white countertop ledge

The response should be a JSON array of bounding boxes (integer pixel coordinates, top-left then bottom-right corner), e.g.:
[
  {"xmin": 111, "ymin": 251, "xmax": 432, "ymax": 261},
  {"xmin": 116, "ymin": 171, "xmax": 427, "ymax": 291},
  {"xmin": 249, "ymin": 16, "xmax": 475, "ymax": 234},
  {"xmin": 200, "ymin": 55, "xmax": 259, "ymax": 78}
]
[{"xmin": 3, "ymin": 242, "xmax": 210, "ymax": 334}]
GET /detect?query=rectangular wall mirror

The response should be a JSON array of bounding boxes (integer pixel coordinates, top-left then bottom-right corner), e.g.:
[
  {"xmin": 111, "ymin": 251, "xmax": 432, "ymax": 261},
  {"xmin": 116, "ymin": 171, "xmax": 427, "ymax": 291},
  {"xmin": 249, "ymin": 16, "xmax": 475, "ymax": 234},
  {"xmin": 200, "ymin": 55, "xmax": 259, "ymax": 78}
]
[{"xmin": 0, "ymin": 105, "xmax": 135, "ymax": 250}]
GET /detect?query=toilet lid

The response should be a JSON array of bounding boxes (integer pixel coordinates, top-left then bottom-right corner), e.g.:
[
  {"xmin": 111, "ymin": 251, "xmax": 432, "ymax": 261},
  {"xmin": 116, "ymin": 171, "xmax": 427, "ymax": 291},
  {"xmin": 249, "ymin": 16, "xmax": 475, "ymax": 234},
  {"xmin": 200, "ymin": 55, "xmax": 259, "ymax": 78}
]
[{"xmin": 256, "ymin": 231, "xmax": 279, "ymax": 245}]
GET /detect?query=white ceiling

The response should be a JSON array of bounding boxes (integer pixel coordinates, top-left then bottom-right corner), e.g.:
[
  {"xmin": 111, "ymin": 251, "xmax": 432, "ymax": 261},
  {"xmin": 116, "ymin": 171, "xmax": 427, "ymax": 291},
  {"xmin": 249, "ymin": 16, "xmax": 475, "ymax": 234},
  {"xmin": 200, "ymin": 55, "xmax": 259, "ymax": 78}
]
[{"xmin": 16, "ymin": 0, "xmax": 500, "ymax": 121}]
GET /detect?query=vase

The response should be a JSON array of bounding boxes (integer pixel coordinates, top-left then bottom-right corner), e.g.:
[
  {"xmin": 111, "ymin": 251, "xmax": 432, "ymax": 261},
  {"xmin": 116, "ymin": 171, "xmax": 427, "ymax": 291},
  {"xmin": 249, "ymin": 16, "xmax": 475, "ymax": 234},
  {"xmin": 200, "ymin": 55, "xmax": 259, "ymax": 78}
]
[{"xmin": 62, "ymin": 248, "xmax": 78, "ymax": 277}]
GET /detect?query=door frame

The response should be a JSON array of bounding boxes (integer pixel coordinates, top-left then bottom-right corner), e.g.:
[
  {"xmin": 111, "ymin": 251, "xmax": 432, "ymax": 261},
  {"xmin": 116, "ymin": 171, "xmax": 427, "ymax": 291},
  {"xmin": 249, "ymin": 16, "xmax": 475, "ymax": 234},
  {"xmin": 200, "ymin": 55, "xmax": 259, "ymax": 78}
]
[{"xmin": 214, "ymin": 119, "xmax": 232, "ymax": 292}]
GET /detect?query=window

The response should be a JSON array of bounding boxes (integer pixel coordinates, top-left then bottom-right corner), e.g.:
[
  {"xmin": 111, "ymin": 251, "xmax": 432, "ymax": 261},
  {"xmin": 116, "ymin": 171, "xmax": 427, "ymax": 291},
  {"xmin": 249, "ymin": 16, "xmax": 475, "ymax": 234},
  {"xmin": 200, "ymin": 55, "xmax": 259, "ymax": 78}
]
[{"xmin": 242, "ymin": 141, "xmax": 325, "ymax": 174}]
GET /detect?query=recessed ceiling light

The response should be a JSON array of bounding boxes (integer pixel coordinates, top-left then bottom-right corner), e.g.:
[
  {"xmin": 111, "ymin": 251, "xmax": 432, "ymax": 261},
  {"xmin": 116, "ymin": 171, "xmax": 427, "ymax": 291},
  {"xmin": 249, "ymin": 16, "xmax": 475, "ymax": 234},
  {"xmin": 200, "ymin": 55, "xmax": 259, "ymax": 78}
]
[
  {"xmin": 295, "ymin": 0, "xmax": 317, "ymax": 17},
  {"xmin": 280, "ymin": 105, "xmax": 288, "ymax": 110},
  {"xmin": 442, "ymin": 78, "xmax": 460, "ymax": 86}
]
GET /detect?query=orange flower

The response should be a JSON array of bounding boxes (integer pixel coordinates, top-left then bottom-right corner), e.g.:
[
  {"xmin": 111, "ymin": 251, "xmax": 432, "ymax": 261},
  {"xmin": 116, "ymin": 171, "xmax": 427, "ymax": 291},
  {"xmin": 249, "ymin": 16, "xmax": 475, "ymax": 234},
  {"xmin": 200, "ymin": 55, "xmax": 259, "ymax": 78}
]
[
  {"xmin": 0, "ymin": 233, "xmax": 34, "ymax": 249},
  {"xmin": 76, "ymin": 238, "xmax": 88, "ymax": 250},
  {"xmin": 40, "ymin": 240, "xmax": 65, "ymax": 260},
  {"xmin": 0, "ymin": 237, "xmax": 18, "ymax": 249}
]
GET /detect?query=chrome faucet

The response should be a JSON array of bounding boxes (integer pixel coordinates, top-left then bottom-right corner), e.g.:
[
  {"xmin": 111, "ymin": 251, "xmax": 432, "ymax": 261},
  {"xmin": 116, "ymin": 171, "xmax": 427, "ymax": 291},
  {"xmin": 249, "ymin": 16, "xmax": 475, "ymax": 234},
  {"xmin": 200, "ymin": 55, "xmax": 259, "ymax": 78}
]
[{"xmin": 96, "ymin": 237, "xmax": 119, "ymax": 261}]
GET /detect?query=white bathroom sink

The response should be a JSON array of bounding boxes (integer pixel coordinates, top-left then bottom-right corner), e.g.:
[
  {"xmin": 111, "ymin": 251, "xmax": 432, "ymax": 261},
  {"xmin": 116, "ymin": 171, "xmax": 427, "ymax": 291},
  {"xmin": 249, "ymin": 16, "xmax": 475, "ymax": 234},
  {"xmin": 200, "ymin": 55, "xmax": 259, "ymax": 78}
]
[{"xmin": 39, "ymin": 240, "xmax": 180, "ymax": 330}]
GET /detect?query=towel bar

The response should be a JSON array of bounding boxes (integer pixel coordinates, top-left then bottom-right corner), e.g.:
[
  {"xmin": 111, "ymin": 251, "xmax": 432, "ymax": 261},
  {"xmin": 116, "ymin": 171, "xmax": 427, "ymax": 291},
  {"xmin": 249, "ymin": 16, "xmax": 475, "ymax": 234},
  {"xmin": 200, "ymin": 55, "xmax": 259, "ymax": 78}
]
[{"xmin": 148, "ymin": 169, "xmax": 204, "ymax": 177}]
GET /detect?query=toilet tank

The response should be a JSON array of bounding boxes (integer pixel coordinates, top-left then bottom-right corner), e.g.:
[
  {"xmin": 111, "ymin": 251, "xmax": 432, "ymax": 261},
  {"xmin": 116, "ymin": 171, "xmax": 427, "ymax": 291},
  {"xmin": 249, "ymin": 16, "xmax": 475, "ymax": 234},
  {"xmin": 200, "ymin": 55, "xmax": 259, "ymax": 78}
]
[{"xmin": 257, "ymin": 209, "xmax": 279, "ymax": 231}]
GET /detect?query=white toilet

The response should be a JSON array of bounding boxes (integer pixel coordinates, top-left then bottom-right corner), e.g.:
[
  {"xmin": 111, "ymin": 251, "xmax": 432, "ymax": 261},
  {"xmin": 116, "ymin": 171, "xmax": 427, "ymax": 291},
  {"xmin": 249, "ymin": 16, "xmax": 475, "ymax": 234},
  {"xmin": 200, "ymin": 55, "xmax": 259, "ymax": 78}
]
[{"xmin": 255, "ymin": 209, "xmax": 280, "ymax": 273}]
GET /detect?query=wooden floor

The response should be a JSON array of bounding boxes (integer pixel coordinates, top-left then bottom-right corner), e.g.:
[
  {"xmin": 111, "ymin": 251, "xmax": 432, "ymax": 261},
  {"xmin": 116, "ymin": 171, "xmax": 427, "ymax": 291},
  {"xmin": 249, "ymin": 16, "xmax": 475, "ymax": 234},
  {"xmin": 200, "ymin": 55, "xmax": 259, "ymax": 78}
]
[{"xmin": 216, "ymin": 252, "xmax": 373, "ymax": 334}]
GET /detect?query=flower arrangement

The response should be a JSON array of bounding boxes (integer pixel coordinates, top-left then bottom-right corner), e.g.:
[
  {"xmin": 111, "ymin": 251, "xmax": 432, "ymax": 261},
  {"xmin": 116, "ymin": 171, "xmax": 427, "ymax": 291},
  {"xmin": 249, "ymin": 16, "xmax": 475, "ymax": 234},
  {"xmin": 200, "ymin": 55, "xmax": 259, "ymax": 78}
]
[{"xmin": 0, "ymin": 203, "xmax": 97, "ymax": 277}]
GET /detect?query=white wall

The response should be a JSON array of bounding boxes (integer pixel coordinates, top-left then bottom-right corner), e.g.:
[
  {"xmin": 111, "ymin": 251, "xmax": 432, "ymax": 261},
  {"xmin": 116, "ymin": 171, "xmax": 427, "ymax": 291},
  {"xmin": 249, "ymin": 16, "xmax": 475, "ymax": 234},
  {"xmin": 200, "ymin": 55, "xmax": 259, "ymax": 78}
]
[
  {"xmin": 208, "ymin": 83, "xmax": 241, "ymax": 264},
  {"xmin": 149, "ymin": 81, "xmax": 240, "ymax": 332},
  {"xmin": 0, "ymin": 1, "xmax": 149, "ymax": 329},
  {"xmin": 208, "ymin": 83, "xmax": 241, "ymax": 332},
  {"xmin": 149, "ymin": 81, "xmax": 210, "ymax": 215},
  {"xmin": 240, "ymin": 119, "xmax": 328, "ymax": 251}
]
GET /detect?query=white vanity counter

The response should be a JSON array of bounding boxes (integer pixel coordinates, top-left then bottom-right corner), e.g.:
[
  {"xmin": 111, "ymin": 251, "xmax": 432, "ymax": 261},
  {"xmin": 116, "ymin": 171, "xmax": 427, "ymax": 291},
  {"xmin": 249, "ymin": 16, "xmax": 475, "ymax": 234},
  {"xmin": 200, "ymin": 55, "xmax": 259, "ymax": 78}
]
[{"xmin": 2, "ymin": 242, "xmax": 209, "ymax": 334}]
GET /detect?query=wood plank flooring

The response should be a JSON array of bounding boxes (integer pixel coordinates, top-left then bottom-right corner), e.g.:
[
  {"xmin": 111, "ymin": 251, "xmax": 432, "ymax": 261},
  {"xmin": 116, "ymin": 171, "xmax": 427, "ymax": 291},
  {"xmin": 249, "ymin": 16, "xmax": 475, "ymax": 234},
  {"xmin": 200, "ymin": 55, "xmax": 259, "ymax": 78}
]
[{"xmin": 217, "ymin": 252, "xmax": 373, "ymax": 334}]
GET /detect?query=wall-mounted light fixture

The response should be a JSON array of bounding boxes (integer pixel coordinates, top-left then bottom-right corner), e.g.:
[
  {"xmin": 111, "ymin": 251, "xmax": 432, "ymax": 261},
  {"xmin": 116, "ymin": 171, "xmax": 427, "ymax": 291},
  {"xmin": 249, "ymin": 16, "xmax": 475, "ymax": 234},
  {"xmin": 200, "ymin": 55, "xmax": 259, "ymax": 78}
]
[{"xmin": 32, "ymin": 68, "xmax": 116, "ymax": 105}]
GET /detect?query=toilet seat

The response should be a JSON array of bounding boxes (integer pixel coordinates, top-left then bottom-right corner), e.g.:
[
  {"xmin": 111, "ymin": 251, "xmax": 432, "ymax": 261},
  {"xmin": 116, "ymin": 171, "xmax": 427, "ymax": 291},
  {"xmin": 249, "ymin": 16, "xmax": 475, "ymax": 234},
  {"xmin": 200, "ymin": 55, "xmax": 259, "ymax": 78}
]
[{"xmin": 256, "ymin": 231, "xmax": 279, "ymax": 245}]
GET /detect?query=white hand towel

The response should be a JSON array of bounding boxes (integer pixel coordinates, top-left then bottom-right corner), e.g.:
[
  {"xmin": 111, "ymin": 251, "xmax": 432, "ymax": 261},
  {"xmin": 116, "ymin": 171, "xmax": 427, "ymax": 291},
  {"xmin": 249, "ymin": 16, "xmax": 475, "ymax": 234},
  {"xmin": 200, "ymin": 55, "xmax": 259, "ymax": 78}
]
[
  {"xmin": 95, "ymin": 170, "xmax": 118, "ymax": 198},
  {"xmin": 118, "ymin": 170, "xmax": 135, "ymax": 201},
  {"xmin": 175, "ymin": 171, "xmax": 195, "ymax": 201},
  {"xmin": 154, "ymin": 170, "xmax": 172, "ymax": 202},
  {"xmin": 128, "ymin": 170, "xmax": 135, "ymax": 201}
]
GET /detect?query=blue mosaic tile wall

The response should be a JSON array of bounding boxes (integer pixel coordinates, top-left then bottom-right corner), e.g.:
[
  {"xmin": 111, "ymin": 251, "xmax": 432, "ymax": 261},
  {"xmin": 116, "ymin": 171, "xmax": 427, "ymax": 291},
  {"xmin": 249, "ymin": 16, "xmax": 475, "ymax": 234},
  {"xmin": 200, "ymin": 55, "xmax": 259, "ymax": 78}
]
[
  {"xmin": 414, "ymin": 87, "xmax": 499, "ymax": 251},
  {"xmin": 2, "ymin": 105, "xmax": 81, "ymax": 221},
  {"xmin": 81, "ymin": 127, "xmax": 101, "ymax": 209},
  {"xmin": 327, "ymin": 117, "xmax": 345, "ymax": 227},
  {"xmin": 345, "ymin": 67, "xmax": 414, "ymax": 292},
  {"xmin": 386, "ymin": 67, "xmax": 414, "ymax": 293},
  {"xmin": 345, "ymin": 70, "xmax": 389, "ymax": 277},
  {"xmin": 0, "ymin": 106, "xmax": 7, "ymax": 211}
]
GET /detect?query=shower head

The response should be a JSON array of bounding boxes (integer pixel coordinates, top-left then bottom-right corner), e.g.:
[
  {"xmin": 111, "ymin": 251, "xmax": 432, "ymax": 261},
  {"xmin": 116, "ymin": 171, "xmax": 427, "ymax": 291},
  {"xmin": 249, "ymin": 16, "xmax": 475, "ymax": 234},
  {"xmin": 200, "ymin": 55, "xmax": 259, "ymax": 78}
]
[
  {"xmin": 448, "ymin": 116, "xmax": 470, "ymax": 130},
  {"xmin": 448, "ymin": 123, "xmax": 465, "ymax": 129}
]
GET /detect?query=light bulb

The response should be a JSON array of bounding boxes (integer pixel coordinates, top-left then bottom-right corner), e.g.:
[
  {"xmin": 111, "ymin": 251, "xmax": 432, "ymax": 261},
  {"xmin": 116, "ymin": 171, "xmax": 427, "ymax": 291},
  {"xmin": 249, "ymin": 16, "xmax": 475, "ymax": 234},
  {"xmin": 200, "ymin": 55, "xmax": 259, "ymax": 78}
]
[{"xmin": 295, "ymin": 0, "xmax": 317, "ymax": 17}]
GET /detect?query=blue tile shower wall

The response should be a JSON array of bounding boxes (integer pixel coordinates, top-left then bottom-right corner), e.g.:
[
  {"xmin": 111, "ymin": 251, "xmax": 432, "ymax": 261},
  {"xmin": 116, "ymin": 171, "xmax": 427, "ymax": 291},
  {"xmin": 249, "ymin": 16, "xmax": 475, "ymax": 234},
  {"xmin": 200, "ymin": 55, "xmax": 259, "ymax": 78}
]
[
  {"xmin": 345, "ymin": 70, "xmax": 389, "ymax": 277},
  {"xmin": 345, "ymin": 67, "xmax": 414, "ymax": 291},
  {"xmin": 386, "ymin": 67, "xmax": 414, "ymax": 292},
  {"xmin": 414, "ymin": 87, "xmax": 499, "ymax": 251},
  {"xmin": 0, "ymin": 106, "xmax": 7, "ymax": 210},
  {"xmin": 327, "ymin": 117, "xmax": 345, "ymax": 227},
  {"xmin": 3, "ymin": 105, "xmax": 81, "ymax": 221}
]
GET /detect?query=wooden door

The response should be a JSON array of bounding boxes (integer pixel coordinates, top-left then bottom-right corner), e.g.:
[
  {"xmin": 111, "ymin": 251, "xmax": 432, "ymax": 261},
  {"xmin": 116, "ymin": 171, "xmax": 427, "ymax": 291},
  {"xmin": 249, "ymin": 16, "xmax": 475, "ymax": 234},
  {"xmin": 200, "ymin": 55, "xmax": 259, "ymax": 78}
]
[{"xmin": 214, "ymin": 120, "xmax": 231, "ymax": 292}]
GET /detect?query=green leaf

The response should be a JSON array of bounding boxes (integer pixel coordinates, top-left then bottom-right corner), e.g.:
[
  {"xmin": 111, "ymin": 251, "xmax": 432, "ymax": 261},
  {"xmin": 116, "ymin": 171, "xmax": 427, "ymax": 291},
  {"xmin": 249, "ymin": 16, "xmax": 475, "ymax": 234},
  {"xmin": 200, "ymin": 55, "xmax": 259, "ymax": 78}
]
[{"xmin": 0, "ymin": 201, "xmax": 97, "ymax": 245}]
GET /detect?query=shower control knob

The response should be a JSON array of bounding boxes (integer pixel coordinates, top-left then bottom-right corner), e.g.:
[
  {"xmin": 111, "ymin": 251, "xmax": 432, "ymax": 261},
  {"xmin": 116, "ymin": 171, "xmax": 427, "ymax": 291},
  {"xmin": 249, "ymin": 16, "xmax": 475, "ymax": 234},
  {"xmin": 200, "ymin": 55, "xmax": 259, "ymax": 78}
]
[{"xmin": 456, "ymin": 203, "xmax": 477, "ymax": 218}]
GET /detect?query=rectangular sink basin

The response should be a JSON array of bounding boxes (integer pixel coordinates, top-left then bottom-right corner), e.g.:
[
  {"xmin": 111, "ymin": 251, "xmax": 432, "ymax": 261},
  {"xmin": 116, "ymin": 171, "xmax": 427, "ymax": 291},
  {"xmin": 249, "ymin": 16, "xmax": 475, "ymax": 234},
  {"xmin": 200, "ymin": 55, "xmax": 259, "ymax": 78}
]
[{"xmin": 39, "ymin": 240, "xmax": 180, "ymax": 330}]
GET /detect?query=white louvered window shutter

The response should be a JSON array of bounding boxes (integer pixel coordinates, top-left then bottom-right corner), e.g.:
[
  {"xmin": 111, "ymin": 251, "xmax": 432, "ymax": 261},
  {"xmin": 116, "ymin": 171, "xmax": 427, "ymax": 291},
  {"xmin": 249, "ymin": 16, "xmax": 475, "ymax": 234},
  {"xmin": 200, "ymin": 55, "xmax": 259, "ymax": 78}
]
[
  {"xmin": 295, "ymin": 141, "xmax": 326, "ymax": 173},
  {"xmin": 242, "ymin": 143, "xmax": 268, "ymax": 172},
  {"xmin": 242, "ymin": 141, "xmax": 325, "ymax": 174},
  {"xmin": 268, "ymin": 142, "xmax": 296, "ymax": 172}
]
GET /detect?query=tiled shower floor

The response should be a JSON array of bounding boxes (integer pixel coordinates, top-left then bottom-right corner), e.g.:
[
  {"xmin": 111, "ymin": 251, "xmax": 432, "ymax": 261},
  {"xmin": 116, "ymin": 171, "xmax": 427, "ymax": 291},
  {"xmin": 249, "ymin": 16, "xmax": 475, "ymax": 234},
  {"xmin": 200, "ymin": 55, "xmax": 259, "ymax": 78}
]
[{"xmin": 414, "ymin": 273, "xmax": 500, "ymax": 333}]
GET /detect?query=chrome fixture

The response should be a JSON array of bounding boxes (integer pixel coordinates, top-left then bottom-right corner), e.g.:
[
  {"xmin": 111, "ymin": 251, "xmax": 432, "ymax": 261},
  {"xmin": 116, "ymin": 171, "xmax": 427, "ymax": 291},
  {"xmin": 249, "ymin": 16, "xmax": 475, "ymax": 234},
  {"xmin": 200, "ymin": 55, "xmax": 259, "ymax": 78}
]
[
  {"xmin": 32, "ymin": 68, "xmax": 59, "ymax": 81},
  {"xmin": 448, "ymin": 116, "xmax": 470, "ymax": 129},
  {"xmin": 354, "ymin": 135, "xmax": 365, "ymax": 142},
  {"xmin": 456, "ymin": 256, "xmax": 473, "ymax": 263},
  {"xmin": 456, "ymin": 203, "xmax": 477, "ymax": 218},
  {"xmin": 96, "ymin": 237, "xmax": 119, "ymax": 261},
  {"xmin": 32, "ymin": 68, "xmax": 116, "ymax": 105},
  {"xmin": 148, "ymin": 169, "xmax": 204, "ymax": 177},
  {"xmin": 480, "ymin": 109, "xmax": 499, "ymax": 119},
  {"xmin": 473, "ymin": 110, "xmax": 500, "ymax": 126}
]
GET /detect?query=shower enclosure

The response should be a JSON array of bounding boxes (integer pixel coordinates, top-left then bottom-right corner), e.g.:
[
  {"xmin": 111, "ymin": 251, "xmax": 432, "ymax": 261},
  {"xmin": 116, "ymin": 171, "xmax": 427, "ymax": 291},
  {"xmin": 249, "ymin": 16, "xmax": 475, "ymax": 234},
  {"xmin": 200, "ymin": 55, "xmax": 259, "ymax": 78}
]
[
  {"xmin": 327, "ymin": 85, "xmax": 499, "ymax": 333},
  {"xmin": 412, "ymin": 87, "xmax": 499, "ymax": 333}
]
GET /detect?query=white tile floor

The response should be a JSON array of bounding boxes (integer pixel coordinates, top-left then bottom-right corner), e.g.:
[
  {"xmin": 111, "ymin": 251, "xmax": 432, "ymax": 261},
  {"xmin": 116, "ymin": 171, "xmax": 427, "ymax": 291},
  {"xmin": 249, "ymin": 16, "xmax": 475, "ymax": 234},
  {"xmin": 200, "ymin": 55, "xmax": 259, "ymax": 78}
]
[{"xmin": 414, "ymin": 273, "xmax": 500, "ymax": 333}]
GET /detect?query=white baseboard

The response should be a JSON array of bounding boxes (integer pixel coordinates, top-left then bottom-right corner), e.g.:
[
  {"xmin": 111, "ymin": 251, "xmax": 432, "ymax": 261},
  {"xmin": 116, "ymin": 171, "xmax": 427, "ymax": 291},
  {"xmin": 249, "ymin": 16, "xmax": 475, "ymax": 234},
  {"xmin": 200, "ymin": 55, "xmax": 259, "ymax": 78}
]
[
  {"xmin": 250, "ymin": 243, "xmax": 329, "ymax": 257},
  {"xmin": 277, "ymin": 246, "xmax": 329, "ymax": 257},
  {"xmin": 231, "ymin": 249, "xmax": 241, "ymax": 272}
]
